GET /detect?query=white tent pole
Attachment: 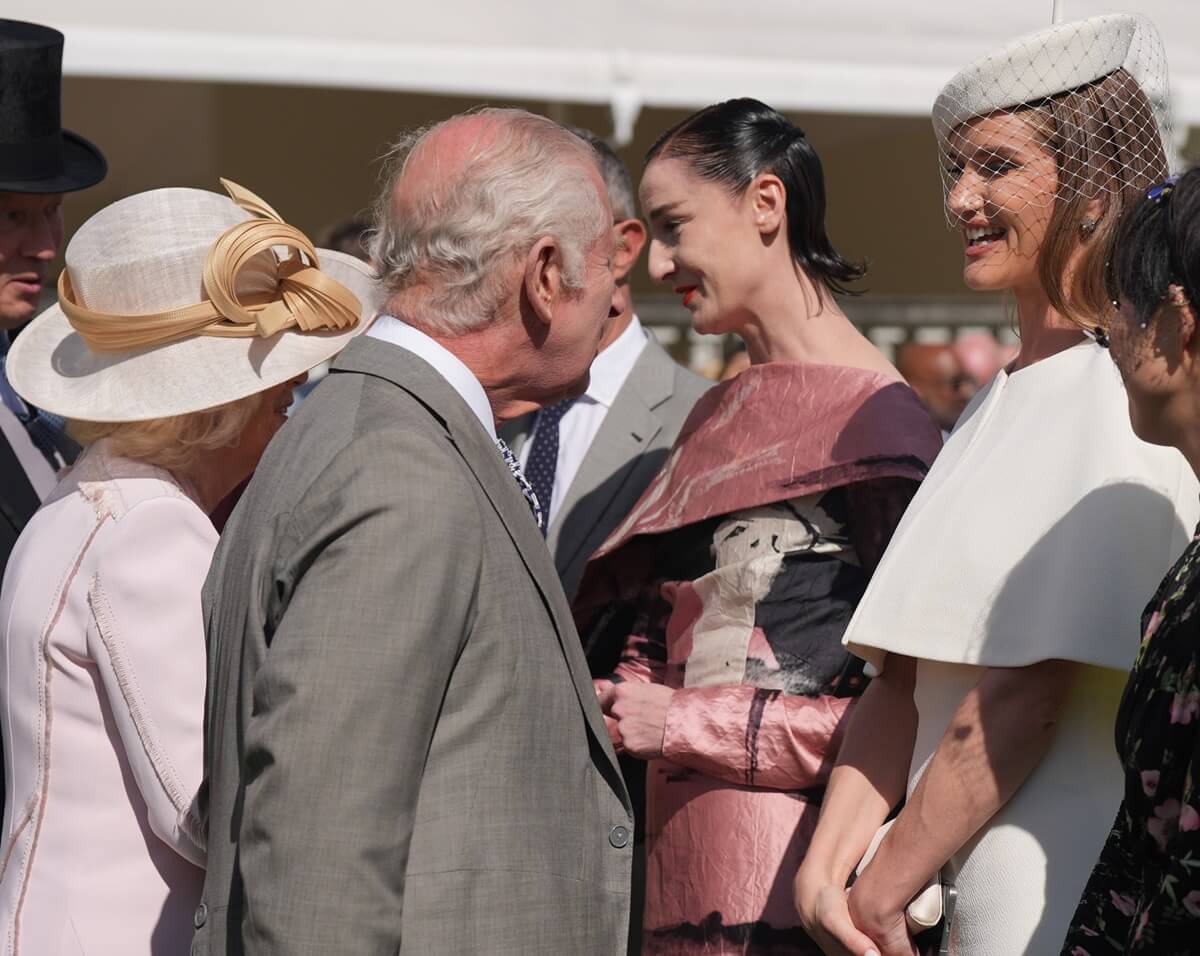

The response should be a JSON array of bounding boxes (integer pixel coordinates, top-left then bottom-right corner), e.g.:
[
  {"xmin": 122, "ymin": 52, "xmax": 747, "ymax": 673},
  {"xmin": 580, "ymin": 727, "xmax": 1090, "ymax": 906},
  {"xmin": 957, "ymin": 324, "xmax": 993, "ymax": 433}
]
[{"xmin": 1052, "ymin": 0, "xmax": 1065, "ymax": 23}]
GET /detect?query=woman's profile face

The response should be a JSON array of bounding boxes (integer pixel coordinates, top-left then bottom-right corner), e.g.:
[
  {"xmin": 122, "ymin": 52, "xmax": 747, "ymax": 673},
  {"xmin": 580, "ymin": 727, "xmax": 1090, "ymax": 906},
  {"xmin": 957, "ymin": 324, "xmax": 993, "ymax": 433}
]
[
  {"xmin": 1109, "ymin": 293, "xmax": 1192, "ymax": 447},
  {"xmin": 227, "ymin": 373, "xmax": 309, "ymax": 480},
  {"xmin": 943, "ymin": 112, "xmax": 1059, "ymax": 295},
  {"xmin": 639, "ymin": 156, "xmax": 764, "ymax": 336}
]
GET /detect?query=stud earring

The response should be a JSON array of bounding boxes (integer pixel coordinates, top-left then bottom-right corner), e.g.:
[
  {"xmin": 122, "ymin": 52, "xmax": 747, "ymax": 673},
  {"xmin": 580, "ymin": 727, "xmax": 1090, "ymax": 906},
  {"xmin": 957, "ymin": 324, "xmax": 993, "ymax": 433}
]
[{"xmin": 1080, "ymin": 218, "xmax": 1098, "ymax": 237}]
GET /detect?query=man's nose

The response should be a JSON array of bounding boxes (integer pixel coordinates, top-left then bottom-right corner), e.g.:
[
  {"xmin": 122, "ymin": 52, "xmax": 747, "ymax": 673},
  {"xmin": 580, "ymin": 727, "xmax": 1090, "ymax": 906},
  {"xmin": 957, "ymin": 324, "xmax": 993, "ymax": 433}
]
[{"xmin": 22, "ymin": 214, "xmax": 60, "ymax": 261}]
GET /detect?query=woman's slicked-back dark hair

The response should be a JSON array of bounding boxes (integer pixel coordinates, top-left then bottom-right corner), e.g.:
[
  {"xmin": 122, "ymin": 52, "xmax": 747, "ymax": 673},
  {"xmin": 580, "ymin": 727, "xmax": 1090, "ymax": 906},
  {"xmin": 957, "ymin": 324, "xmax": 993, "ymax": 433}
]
[
  {"xmin": 646, "ymin": 97, "xmax": 866, "ymax": 296},
  {"xmin": 1111, "ymin": 167, "xmax": 1200, "ymax": 327}
]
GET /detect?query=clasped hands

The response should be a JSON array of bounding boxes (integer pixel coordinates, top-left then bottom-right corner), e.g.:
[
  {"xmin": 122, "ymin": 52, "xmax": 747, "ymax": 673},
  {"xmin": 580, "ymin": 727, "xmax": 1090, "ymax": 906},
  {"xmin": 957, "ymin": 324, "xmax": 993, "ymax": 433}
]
[
  {"xmin": 795, "ymin": 863, "xmax": 919, "ymax": 956},
  {"xmin": 593, "ymin": 678, "xmax": 675, "ymax": 760},
  {"xmin": 593, "ymin": 678, "xmax": 920, "ymax": 956}
]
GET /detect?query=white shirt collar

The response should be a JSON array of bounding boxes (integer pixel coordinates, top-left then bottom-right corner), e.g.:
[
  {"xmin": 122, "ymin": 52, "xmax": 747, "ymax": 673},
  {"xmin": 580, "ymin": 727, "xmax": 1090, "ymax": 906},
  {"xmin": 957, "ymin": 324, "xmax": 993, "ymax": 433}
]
[
  {"xmin": 366, "ymin": 314, "xmax": 497, "ymax": 439},
  {"xmin": 584, "ymin": 315, "xmax": 649, "ymax": 408}
]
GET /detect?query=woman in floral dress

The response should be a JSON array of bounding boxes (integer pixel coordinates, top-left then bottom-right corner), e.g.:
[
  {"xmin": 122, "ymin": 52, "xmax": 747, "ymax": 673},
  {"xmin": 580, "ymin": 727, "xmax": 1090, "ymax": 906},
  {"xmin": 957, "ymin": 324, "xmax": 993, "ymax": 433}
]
[{"xmin": 1063, "ymin": 169, "xmax": 1200, "ymax": 954}]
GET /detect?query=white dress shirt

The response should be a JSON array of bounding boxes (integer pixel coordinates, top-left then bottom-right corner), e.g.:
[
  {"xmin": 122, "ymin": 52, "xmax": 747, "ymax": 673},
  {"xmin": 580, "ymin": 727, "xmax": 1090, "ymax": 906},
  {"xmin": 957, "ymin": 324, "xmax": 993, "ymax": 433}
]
[
  {"xmin": 0, "ymin": 331, "xmax": 57, "ymax": 498},
  {"xmin": 367, "ymin": 314, "xmax": 496, "ymax": 439},
  {"xmin": 0, "ymin": 403, "xmax": 55, "ymax": 498},
  {"xmin": 518, "ymin": 315, "xmax": 649, "ymax": 525}
]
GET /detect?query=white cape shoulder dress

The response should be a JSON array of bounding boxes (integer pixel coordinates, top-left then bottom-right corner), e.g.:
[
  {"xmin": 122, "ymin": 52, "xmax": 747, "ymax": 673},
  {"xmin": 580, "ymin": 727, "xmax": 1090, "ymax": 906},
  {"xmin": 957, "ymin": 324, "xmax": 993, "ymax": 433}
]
[{"xmin": 843, "ymin": 341, "xmax": 1199, "ymax": 954}]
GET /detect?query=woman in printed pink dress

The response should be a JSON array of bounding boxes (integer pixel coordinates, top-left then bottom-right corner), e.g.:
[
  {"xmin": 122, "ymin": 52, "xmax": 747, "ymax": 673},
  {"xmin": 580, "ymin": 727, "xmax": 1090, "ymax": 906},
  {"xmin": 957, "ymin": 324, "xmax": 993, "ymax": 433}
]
[{"xmin": 575, "ymin": 98, "xmax": 943, "ymax": 955}]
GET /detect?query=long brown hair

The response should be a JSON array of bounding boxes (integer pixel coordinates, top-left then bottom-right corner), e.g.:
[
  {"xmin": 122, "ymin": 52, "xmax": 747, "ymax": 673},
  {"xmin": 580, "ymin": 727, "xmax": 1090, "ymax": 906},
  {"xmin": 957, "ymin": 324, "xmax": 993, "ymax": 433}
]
[{"xmin": 1026, "ymin": 69, "xmax": 1168, "ymax": 327}]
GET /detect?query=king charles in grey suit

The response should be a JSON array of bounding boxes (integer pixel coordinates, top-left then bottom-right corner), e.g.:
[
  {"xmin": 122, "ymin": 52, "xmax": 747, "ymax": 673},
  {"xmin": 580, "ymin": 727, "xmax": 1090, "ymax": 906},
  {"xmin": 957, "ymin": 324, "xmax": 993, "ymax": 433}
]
[
  {"xmin": 195, "ymin": 110, "xmax": 633, "ymax": 955},
  {"xmin": 501, "ymin": 127, "xmax": 709, "ymax": 602}
]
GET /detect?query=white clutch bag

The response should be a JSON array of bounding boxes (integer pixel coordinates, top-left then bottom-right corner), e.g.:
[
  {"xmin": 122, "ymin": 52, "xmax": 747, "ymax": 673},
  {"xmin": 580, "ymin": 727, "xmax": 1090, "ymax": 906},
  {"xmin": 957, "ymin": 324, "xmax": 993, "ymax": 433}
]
[{"xmin": 855, "ymin": 819, "xmax": 944, "ymax": 934}]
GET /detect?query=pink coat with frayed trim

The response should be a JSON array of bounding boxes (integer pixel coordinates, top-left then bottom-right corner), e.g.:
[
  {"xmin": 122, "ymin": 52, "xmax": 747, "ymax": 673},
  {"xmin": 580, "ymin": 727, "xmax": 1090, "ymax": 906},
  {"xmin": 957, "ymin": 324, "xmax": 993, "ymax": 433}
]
[{"xmin": 0, "ymin": 443, "xmax": 209, "ymax": 955}]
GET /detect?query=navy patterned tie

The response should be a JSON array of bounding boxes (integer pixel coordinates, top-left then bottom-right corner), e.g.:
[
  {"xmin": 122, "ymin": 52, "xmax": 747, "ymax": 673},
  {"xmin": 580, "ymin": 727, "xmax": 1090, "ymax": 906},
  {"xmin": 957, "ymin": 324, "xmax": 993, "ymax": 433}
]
[
  {"xmin": 523, "ymin": 398, "xmax": 575, "ymax": 537},
  {"xmin": 495, "ymin": 438, "xmax": 543, "ymax": 531}
]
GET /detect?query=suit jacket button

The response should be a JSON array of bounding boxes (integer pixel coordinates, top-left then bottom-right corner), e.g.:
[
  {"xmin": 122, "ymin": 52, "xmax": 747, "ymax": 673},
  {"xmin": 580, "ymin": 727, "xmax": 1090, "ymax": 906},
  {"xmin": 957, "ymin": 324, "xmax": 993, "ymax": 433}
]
[
  {"xmin": 194, "ymin": 902, "xmax": 208, "ymax": 929},
  {"xmin": 609, "ymin": 824, "xmax": 630, "ymax": 849}
]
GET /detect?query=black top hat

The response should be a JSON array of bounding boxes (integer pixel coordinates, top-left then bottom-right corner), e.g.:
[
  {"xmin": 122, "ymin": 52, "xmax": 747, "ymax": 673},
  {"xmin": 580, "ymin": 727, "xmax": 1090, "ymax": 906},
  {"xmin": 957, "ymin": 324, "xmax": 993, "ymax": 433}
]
[{"xmin": 0, "ymin": 20, "xmax": 106, "ymax": 194}]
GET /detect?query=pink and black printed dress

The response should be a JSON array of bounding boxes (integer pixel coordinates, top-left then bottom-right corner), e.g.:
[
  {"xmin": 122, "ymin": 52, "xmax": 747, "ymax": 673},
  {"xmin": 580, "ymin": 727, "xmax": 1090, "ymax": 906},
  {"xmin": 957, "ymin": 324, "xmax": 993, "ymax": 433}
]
[{"xmin": 575, "ymin": 362, "xmax": 942, "ymax": 955}]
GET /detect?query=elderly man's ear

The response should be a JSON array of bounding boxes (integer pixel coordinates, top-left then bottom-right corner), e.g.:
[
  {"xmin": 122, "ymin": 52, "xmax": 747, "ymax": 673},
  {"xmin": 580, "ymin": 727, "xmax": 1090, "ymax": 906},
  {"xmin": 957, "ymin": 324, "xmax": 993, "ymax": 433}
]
[
  {"xmin": 524, "ymin": 236, "xmax": 563, "ymax": 325},
  {"xmin": 611, "ymin": 218, "xmax": 647, "ymax": 285}
]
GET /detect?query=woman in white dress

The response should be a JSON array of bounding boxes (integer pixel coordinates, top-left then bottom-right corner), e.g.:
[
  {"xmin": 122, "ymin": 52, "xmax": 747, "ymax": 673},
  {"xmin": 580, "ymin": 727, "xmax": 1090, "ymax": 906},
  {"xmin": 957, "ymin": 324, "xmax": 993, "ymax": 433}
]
[{"xmin": 794, "ymin": 14, "xmax": 1199, "ymax": 956}]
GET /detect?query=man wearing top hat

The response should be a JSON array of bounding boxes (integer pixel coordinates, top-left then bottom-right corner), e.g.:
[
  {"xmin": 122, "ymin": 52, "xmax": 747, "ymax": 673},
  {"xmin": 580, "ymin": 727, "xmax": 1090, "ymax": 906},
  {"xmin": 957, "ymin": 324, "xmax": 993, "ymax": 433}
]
[{"xmin": 0, "ymin": 19, "xmax": 106, "ymax": 573}]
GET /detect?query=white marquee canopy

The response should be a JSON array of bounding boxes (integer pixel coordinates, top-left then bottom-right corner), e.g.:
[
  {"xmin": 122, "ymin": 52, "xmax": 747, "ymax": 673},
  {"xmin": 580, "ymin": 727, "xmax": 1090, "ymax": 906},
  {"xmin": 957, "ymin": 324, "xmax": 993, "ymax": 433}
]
[{"xmin": 16, "ymin": 0, "xmax": 1200, "ymax": 143}]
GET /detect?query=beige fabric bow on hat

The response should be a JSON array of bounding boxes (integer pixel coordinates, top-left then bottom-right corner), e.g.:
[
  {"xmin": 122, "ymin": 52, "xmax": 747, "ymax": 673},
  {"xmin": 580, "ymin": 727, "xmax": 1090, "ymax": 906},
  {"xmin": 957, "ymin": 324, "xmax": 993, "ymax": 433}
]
[
  {"xmin": 6, "ymin": 182, "xmax": 378, "ymax": 422},
  {"xmin": 59, "ymin": 179, "xmax": 362, "ymax": 353}
]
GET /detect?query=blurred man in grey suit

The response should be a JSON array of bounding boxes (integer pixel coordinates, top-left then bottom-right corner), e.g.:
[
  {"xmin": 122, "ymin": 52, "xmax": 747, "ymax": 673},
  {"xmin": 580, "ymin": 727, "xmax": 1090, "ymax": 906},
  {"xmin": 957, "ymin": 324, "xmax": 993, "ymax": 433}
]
[
  {"xmin": 501, "ymin": 128, "xmax": 709, "ymax": 601},
  {"xmin": 195, "ymin": 109, "xmax": 633, "ymax": 956}
]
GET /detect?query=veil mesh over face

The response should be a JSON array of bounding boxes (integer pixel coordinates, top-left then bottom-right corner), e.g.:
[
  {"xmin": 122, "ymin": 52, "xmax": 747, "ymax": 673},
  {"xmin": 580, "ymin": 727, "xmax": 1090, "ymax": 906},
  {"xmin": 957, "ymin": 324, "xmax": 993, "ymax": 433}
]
[{"xmin": 932, "ymin": 13, "xmax": 1171, "ymax": 225}]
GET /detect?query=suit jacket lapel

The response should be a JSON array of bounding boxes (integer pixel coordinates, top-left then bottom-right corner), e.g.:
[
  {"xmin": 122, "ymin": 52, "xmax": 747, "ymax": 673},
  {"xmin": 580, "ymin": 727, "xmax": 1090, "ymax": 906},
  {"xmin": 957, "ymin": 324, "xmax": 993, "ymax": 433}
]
[
  {"xmin": 0, "ymin": 434, "xmax": 37, "ymax": 572},
  {"xmin": 444, "ymin": 405, "xmax": 629, "ymax": 802},
  {"xmin": 551, "ymin": 341, "xmax": 674, "ymax": 575},
  {"xmin": 551, "ymin": 396, "xmax": 660, "ymax": 575},
  {"xmin": 332, "ymin": 339, "xmax": 627, "ymax": 799}
]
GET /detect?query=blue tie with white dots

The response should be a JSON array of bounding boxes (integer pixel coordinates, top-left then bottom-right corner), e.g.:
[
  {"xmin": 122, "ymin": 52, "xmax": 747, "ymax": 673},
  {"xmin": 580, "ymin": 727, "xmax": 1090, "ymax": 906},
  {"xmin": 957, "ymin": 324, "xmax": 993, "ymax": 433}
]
[{"xmin": 523, "ymin": 398, "xmax": 575, "ymax": 537}]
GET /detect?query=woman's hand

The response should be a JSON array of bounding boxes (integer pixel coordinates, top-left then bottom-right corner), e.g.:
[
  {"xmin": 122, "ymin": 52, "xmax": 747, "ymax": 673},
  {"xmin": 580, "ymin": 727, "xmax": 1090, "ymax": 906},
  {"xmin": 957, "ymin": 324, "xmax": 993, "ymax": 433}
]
[
  {"xmin": 846, "ymin": 879, "xmax": 917, "ymax": 956},
  {"xmin": 795, "ymin": 872, "xmax": 881, "ymax": 956},
  {"xmin": 595, "ymin": 681, "xmax": 675, "ymax": 760},
  {"xmin": 593, "ymin": 679, "xmax": 624, "ymax": 751}
]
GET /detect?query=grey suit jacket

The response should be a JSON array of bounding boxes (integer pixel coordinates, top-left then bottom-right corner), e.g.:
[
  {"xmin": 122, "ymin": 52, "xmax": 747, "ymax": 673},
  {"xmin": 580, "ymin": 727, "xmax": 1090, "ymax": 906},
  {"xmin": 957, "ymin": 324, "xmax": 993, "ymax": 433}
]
[
  {"xmin": 194, "ymin": 337, "xmax": 633, "ymax": 956},
  {"xmin": 502, "ymin": 335, "xmax": 709, "ymax": 601}
]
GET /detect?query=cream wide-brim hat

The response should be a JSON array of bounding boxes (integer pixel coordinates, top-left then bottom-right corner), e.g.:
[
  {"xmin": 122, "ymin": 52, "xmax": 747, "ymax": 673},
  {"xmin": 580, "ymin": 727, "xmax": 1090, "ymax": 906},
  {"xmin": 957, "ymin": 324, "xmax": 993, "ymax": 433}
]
[{"xmin": 8, "ymin": 185, "xmax": 381, "ymax": 423}]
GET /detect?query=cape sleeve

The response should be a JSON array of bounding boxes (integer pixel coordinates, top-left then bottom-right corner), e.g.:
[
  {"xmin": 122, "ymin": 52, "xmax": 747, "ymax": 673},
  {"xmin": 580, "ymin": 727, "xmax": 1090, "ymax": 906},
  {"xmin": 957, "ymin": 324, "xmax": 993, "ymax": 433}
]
[{"xmin": 844, "ymin": 351, "xmax": 1200, "ymax": 675}]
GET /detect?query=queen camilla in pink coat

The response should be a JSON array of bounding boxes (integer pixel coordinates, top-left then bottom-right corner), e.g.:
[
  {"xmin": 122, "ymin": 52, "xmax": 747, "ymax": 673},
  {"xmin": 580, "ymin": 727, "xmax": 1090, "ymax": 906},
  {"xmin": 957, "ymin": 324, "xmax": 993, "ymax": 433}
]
[{"xmin": 0, "ymin": 181, "xmax": 375, "ymax": 955}]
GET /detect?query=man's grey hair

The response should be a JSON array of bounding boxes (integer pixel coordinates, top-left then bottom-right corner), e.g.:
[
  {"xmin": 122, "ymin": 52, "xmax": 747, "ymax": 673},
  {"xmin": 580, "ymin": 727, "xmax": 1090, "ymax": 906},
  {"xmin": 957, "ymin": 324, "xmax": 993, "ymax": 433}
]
[
  {"xmin": 566, "ymin": 126, "xmax": 638, "ymax": 222},
  {"xmin": 370, "ymin": 108, "xmax": 610, "ymax": 336}
]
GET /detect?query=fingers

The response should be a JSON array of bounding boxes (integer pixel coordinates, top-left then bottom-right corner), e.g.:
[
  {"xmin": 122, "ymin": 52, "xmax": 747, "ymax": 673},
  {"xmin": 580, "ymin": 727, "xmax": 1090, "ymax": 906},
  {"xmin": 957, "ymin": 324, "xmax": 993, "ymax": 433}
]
[
  {"xmin": 818, "ymin": 909, "xmax": 880, "ymax": 956},
  {"xmin": 605, "ymin": 681, "xmax": 635, "ymax": 718},
  {"xmin": 801, "ymin": 886, "xmax": 880, "ymax": 956},
  {"xmin": 594, "ymin": 678, "xmax": 617, "ymax": 712},
  {"xmin": 872, "ymin": 931, "xmax": 917, "ymax": 956},
  {"xmin": 603, "ymin": 713, "xmax": 623, "ymax": 749},
  {"xmin": 594, "ymin": 681, "xmax": 625, "ymax": 751}
]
